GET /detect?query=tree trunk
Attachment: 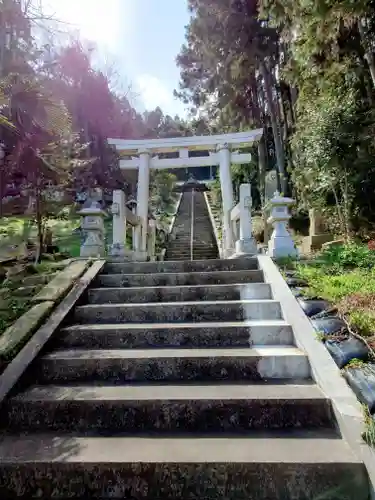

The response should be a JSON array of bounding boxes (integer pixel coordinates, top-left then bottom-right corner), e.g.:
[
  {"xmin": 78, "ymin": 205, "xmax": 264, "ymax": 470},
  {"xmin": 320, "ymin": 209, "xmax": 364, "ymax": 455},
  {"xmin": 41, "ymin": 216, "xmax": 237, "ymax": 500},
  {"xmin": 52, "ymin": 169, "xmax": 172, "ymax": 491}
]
[
  {"xmin": 259, "ymin": 61, "xmax": 287, "ymax": 194},
  {"xmin": 249, "ymin": 76, "xmax": 271, "ymax": 201},
  {"xmin": 358, "ymin": 19, "xmax": 375, "ymax": 89},
  {"xmin": 248, "ymin": 76, "xmax": 271, "ymax": 243}
]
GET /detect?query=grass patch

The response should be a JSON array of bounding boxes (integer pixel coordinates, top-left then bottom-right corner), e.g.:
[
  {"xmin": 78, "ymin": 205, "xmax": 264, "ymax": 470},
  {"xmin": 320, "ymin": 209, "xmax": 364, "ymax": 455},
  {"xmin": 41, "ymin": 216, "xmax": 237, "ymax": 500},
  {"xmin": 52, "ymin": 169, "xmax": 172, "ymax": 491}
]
[
  {"xmin": 296, "ymin": 266, "xmax": 375, "ymax": 301},
  {"xmin": 362, "ymin": 406, "xmax": 375, "ymax": 447},
  {"xmin": 293, "ymin": 243, "xmax": 375, "ymax": 339},
  {"xmin": 341, "ymin": 358, "xmax": 367, "ymax": 370},
  {"xmin": 296, "ymin": 265, "xmax": 375, "ymax": 337},
  {"xmin": 288, "ymin": 243, "xmax": 375, "ymax": 448},
  {"xmin": 0, "ymin": 258, "xmax": 63, "ymax": 336},
  {"xmin": 0, "ymin": 213, "xmax": 116, "ymax": 258},
  {"xmin": 316, "ymin": 242, "xmax": 375, "ymax": 271},
  {"xmin": 0, "ymin": 297, "xmax": 31, "ymax": 336}
]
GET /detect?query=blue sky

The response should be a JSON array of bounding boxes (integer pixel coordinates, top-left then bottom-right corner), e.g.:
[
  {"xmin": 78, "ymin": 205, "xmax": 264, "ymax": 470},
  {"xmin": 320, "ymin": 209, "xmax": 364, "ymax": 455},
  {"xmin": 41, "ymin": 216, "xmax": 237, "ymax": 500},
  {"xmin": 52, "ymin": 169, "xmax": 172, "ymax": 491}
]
[{"xmin": 41, "ymin": 0, "xmax": 190, "ymax": 116}]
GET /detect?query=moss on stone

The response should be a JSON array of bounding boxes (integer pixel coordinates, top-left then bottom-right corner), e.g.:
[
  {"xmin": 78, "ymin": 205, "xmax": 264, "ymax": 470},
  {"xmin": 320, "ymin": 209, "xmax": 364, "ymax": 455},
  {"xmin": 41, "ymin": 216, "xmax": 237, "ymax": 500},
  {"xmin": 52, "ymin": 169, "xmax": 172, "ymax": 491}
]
[
  {"xmin": 32, "ymin": 261, "xmax": 89, "ymax": 304},
  {"xmin": 0, "ymin": 301, "xmax": 54, "ymax": 362}
]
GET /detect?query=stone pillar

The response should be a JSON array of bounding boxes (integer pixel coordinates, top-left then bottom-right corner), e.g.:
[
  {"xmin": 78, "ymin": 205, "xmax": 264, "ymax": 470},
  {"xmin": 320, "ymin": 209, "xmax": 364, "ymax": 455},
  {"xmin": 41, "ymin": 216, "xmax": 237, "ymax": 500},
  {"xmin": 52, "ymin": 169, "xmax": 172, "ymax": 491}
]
[
  {"xmin": 126, "ymin": 198, "xmax": 138, "ymax": 252},
  {"xmin": 132, "ymin": 204, "xmax": 137, "ymax": 251},
  {"xmin": 235, "ymin": 184, "xmax": 257, "ymax": 256},
  {"xmin": 110, "ymin": 190, "xmax": 127, "ymax": 257},
  {"xmin": 268, "ymin": 192, "xmax": 298, "ymax": 259},
  {"xmin": 136, "ymin": 149, "xmax": 150, "ymax": 258},
  {"xmin": 147, "ymin": 219, "xmax": 157, "ymax": 262},
  {"xmin": 218, "ymin": 143, "xmax": 234, "ymax": 256},
  {"xmin": 264, "ymin": 169, "xmax": 278, "ymax": 245},
  {"xmin": 78, "ymin": 200, "xmax": 106, "ymax": 258}
]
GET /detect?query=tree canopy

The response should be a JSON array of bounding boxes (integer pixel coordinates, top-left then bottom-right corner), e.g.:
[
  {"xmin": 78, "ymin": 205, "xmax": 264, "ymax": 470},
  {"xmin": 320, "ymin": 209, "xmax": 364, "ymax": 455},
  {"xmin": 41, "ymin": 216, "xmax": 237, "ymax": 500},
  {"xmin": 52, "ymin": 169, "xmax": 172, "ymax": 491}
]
[{"xmin": 176, "ymin": 0, "xmax": 375, "ymax": 236}]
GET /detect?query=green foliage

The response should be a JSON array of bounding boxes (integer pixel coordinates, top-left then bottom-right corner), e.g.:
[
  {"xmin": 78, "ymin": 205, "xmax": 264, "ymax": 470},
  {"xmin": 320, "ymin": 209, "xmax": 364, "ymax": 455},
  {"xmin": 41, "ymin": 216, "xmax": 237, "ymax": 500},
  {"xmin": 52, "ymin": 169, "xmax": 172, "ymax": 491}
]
[
  {"xmin": 292, "ymin": 72, "xmax": 375, "ymax": 236},
  {"xmin": 149, "ymin": 170, "xmax": 178, "ymax": 216},
  {"xmin": 363, "ymin": 405, "xmax": 375, "ymax": 448},
  {"xmin": 343, "ymin": 358, "xmax": 367, "ymax": 370},
  {"xmin": 260, "ymin": 0, "xmax": 375, "ymax": 232},
  {"xmin": 318, "ymin": 243, "xmax": 375, "ymax": 271},
  {"xmin": 296, "ymin": 244, "xmax": 375, "ymax": 336},
  {"xmin": 296, "ymin": 265, "xmax": 375, "ymax": 301},
  {"xmin": 176, "ymin": 0, "xmax": 288, "ymax": 194},
  {"xmin": 0, "ymin": 298, "xmax": 30, "ymax": 336}
]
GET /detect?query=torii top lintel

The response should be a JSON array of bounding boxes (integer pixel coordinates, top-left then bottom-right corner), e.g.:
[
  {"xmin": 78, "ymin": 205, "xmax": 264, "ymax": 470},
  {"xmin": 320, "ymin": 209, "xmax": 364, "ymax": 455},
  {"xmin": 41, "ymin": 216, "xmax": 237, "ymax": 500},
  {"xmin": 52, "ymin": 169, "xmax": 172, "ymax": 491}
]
[{"xmin": 108, "ymin": 128, "xmax": 263, "ymax": 156}]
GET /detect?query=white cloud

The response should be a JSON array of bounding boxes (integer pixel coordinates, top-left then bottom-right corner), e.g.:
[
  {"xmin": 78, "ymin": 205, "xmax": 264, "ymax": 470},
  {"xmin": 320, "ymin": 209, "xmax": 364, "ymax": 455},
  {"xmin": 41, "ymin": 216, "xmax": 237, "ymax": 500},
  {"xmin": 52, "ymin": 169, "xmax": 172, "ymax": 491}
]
[{"xmin": 136, "ymin": 74, "xmax": 187, "ymax": 117}]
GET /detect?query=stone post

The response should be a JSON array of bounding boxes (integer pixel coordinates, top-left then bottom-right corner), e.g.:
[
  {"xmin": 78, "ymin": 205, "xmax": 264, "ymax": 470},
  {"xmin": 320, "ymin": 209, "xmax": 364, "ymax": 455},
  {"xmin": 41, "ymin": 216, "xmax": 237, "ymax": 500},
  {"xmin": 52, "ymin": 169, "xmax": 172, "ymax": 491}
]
[
  {"xmin": 218, "ymin": 143, "xmax": 234, "ymax": 257},
  {"xmin": 78, "ymin": 200, "xmax": 106, "ymax": 258},
  {"xmin": 147, "ymin": 219, "xmax": 157, "ymax": 262},
  {"xmin": 268, "ymin": 191, "xmax": 298, "ymax": 259},
  {"xmin": 136, "ymin": 149, "xmax": 150, "ymax": 256},
  {"xmin": 301, "ymin": 209, "xmax": 334, "ymax": 254},
  {"xmin": 110, "ymin": 190, "xmax": 127, "ymax": 257},
  {"xmin": 235, "ymin": 184, "xmax": 257, "ymax": 256},
  {"xmin": 263, "ymin": 169, "xmax": 278, "ymax": 245}
]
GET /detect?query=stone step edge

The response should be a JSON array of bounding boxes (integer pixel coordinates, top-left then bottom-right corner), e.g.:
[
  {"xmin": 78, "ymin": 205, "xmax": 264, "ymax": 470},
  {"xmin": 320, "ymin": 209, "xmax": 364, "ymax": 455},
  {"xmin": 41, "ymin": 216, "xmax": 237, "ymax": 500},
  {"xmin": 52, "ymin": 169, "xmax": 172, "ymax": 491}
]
[
  {"xmin": 60, "ymin": 319, "xmax": 291, "ymax": 332},
  {"xmin": 0, "ymin": 433, "xmax": 360, "ymax": 464},
  {"xmin": 106, "ymin": 257, "xmax": 258, "ymax": 265},
  {"xmin": 76, "ymin": 299, "xmax": 279, "ymax": 309},
  {"xmin": 42, "ymin": 345, "xmax": 305, "ymax": 360},
  {"xmin": 99, "ymin": 269, "xmax": 262, "ymax": 278},
  {"xmin": 89, "ymin": 283, "xmax": 270, "ymax": 293},
  {"xmin": 13, "ymin": 383, "xmax": 327, "ymax": 402}
]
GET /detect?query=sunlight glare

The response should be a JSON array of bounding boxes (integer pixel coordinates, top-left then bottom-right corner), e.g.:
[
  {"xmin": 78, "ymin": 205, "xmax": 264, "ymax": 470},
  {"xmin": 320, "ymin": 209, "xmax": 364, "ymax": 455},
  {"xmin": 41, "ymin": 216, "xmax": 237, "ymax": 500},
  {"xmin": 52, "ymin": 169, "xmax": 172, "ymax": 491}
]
[{"xmin": 41, "ymin": 0, "xmax": 123, "ymax": 50}]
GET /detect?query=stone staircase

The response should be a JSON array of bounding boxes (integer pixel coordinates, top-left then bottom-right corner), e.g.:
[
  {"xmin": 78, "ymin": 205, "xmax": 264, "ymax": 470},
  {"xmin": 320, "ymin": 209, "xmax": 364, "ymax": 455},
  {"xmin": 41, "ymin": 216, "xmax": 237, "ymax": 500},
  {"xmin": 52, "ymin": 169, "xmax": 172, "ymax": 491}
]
[
  {"xmin": 0, "ymin": 257, "xmax": 367, "ymax": 498},
  {"xmin": 166, "ymin": 190, "xmax": 219, "ymax": 261}
]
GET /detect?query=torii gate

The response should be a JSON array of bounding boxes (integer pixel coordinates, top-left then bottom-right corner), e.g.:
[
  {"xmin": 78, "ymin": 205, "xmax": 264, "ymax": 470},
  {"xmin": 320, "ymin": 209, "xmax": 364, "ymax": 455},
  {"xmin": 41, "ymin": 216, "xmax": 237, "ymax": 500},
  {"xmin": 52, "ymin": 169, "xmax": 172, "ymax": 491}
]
[{"xmin": 108, "ymin": 129, "xmax": 263, "ymax": 256}]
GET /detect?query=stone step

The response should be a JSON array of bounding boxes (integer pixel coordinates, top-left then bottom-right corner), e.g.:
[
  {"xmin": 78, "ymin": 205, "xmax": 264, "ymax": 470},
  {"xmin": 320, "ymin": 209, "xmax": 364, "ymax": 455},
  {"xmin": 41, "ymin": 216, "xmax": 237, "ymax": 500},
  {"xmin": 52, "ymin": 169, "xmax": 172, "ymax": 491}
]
[
  {"xmin": 167, "ymin": 246, "xmax": 217, "ymax": 251},
  {"xmin": 36, "ymin": 346, "xmax": 310, "ymax": 383},
  {"xmin": 168, "ymin": 241, "xmax": 217, "ymax": 245},
  {"xmin": 165, "ymin": 255, "xmax": 219, "ymax": 260},
  {"xmin": 6, "ymin": 383, "xmax": 334, "ymax": 433},
  {"xmin": 167, "ymin": 244, "xmax": 217, "ymax": 249},
  {"xmin": 167, "ymin": 250, "xmax": 218, "ymax": 255},
  {"xmin": 166, "ymin": 251, "xmax": 218, "ymax": 256},
  {"xmin": 0, "ymin": 432, "xmax": 367, "ymax": 499},
  {"xmin": 88, "ymin": 283, "xmax": 272, "ymax": 304},
  {"xmin": 103, "ymin": 257, "xmax": 258, "ymax": 275},
  {"xmin": 58, "ymin": 320, "xmax": 294, "ymax": 349},
  {"xmin": 167, "ymin": 247, "xmax": 217, "ymax": 252},
  {"xmin": 167, "ymin": 249, "xmax": 217, "ymax": 254},
  {"xmin": 166, "ymin": 257, "xmax": 218, "ymax": 262},
  {"xmin": 73, "ymin": 299, "xmax": 282, "ymax": 324}
]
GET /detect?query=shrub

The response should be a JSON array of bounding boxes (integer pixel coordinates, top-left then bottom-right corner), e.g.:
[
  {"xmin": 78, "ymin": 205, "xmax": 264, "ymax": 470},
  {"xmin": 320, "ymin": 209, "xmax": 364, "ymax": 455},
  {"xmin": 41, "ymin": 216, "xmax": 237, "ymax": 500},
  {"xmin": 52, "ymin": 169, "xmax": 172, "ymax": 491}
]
[{"xmin": 319, "ymin": 243, "xmax": 375, "ymax": 271}]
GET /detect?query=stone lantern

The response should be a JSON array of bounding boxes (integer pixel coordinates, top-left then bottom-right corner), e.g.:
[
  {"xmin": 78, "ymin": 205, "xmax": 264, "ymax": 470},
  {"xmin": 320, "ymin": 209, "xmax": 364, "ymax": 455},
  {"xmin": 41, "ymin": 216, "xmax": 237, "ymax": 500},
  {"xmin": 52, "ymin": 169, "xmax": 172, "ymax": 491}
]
[
  {"xmin": 267, "ymin": 191, "xmax": 298, "ymax": 258},
  {"xmin": 78, "ymin": 200, "xmax": 107, "ymax": 258}
]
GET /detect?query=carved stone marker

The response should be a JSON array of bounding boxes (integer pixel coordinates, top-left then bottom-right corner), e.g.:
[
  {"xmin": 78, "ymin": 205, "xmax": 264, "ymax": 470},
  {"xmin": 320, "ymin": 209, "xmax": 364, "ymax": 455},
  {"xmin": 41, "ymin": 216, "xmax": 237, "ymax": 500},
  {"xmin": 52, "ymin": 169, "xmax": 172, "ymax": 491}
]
[{"xmin": 302, "ymin": 208, "xmax": 334, "ymax": 254}]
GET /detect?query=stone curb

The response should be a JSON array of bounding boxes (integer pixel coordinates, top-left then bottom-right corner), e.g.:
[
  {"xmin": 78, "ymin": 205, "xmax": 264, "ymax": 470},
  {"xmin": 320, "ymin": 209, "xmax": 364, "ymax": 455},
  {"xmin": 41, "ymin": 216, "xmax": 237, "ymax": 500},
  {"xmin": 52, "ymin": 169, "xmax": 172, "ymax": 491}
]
[
  {"xmin": 32, "ymin": 260, "xmax": 90, "ymax": 304},
  {"xmin": 0, "ymin": 301, "xmax": 55, "ymax": 370},
  {"xmin": 204, "ymin": 191, "xmax": 223, "ymax": 258},
  {"xmin": 0, "ymin": 260, "xmax": 91, "ymax": 376},
  {"xmin": 258, "ymin": 255, "xmax": 375, "ymax": 499},
  {"xmin": 0, "ymin": 260, "xmax": 106, "ymax": 403}
]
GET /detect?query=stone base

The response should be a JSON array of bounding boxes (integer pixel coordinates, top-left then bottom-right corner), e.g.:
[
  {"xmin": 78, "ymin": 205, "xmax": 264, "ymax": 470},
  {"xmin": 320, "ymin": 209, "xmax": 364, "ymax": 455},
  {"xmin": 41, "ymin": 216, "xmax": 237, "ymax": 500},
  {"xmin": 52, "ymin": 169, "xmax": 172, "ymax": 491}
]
[
  {"xmin": 108, "ymin": 249, "xmax": 148, "ymax": 262},
  {"xmin": 321, "ymin": 238, "xmax": 345, "ymax": 250},
  {"xmin": 134, "ymin": 251, "xmax": 148, "ymax": 262},
  {"xmin": 235, "ymin": 238, "xmax": 257, "ymax": 256},
  {"xmin": 109, "ymin": 243, "xmax": 127, "ymax": 258},
  {"xmin": 80, "ymin": 245, "xmax": 105, "ymax": 258},
  {"xmin": 301, "ymin": 234, "xmax": 334, "ymax": 254},
  {"xmin": 268, "ymin": 236, "xmax": 298, "ymax": 259}
]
